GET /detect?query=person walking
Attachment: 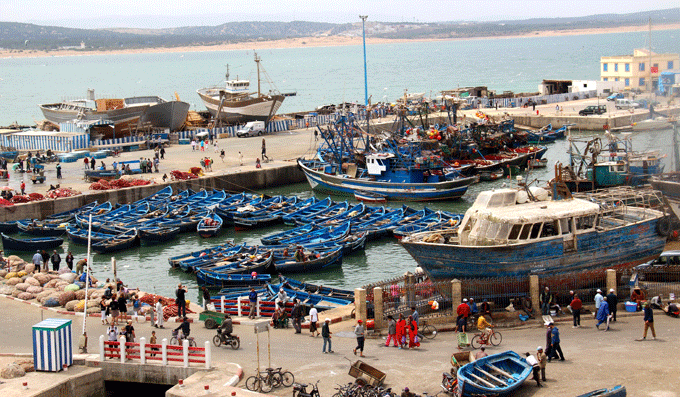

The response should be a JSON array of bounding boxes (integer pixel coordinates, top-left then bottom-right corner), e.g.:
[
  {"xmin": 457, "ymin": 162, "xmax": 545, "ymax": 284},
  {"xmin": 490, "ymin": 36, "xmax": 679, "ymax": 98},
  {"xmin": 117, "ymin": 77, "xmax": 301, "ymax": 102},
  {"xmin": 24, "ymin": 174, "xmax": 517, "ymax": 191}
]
[
  {"xmin": 547, "ymin": 323, "xmax": 564, "ymax": 361},
  {"xmin": 291, "ymin": 299, "xmax": 303, "ymax": 333},
  {"xmin": 570, "ymin": 293, "xmax": 582, "ymax": 328},
  {"xmin": 155, "ymin": 298, "xmax": 164, "ymax": 329},
  {"xmin": 525, "ymin": 352, "xmax": 543, "ymax": 387},
  {"xmin": 396, "ymin": 313, "xmax": 406, "ymax": 349},
  {"xmin": 607, "ymin": 289, "xmax": 618, "ymax": 322},
  {"xmin": 220, "ymin": 149, "xmax": 225, "ymax": 163},
  {"xmin": 31, "ymin": 250, "xmax": 42, "ymax": 273},
  {"xmin": 109, "ymin": 294, "xmax": 119, "ymax": 326},
  {"xmin": 117, "ymin": 293, "xmax": 128, "ymax": 325},
  {"xmin": 91, "ymin": 157, "xmax": 96, "ymax": 170},
  {"xmin": 407, "ymin": 315, "xmax": 420, "ymax": 349},
  {"xmin": 596, "ymin": 296, "xmax": 610, "ymax": 331},
  {"xmin": 456, "ymin": 299, "xmax": 471, "ymax": 332},
  {"xmin": 544, "ymin": 323, "xmax": 553, "ymax": 359},
  {"xmin": 56, "ymin": 163, "xmax": 62, "ymax": 179},
  {"xmin": 309, "ymin": 304, "xmax": 319, "ymax": 337},
  {"xmin": 160, "ymin": 146, "xmax": 165, "ymax": 159},
  {"xmin": 175, "ymin": 283, "xmax": 187, "ymax": 318},
  {"xmin": 65, "ymin": 251, "xmax": 74, "ymax": 271},
  {"xmin": 50, "ymin": 250, "xmax": 61, "ymax": 271},
  {"xmin": 238, "ymin": 151, "xmax": 243, "ymax": 166},
  {"xmin": 537, "ymin": 346, "xmax": 548, "ymax": 382},
  {"xmin": 191, "ymin": 140, "xmax": 196, "ymax": 151},
  {"xmin": 385, "ymin": 315, "xmax": 398, "ymax": 347},
  {"xmin": 641, "ymin": 301, "xmax": 656, "ymax": 340},
  {"xmin": 84, "ymin": 157, "xmax": 89, "ymax": 169},
  {"xmin": 248, "ymin": 287, "xmax": 258, "ymax": 319},
  {"xmin": 202, "ymin": 287, "xmax": 211, "ymax": 310},
  {"xmin": 353, "ymin": 319, "xmax": 365, "ymax": 357},
  {"xmin": 321, "ymin": 318, "xmax": 333, "ymax": 353},
  {"xmin": 594, "ymin": 289, "xmax": 604, "ymax": 316},
  {"xmin": 20, "ymin": 181, "xmax": 25, "ymax": 195},
  {"xmin": 261, "ymin": 138, "xmax": 269, "ymax": 162}
]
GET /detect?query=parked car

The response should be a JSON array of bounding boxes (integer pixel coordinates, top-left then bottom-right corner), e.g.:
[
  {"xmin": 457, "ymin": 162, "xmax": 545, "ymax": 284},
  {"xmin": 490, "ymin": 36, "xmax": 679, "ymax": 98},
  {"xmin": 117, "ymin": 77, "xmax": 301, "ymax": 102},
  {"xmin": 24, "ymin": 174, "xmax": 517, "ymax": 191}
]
[
  {"xmin": 615, "ymin": 99, "xmax": 641, "ymax": 110},
  {"xmin": 634, "ymin": 250, "xmax": 680, "ymax": 282},
  {"xmin": 578, "ymin": 105, "xmax": 607, "ymax": 116},
  {"xmin": 607, "ymin": 93, "xmax": 624, "ymax": 101},
  {"xmin": 236, "ymin": 121, "xmax": 266, "ymax": 138}
]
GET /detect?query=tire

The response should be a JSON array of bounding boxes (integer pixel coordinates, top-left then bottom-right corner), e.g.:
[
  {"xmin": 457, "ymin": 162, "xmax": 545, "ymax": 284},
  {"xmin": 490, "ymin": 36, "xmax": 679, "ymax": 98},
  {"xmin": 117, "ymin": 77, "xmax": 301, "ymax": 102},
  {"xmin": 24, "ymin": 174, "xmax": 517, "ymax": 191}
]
[
  {"xmin": 245, "ymin": 376, "xmax": 259, "ymax": 391},
  {"xmin": 204, "ymin": 318, "xmax": 217, "ymax": 329},
  {"xmin": 422, "ymin": 324, "xmax": 437, "ymax": 339},
  {"xmin": 189, "ymin": 339, "xmax": 197, "ymax": 347},
  {"xmin": 471, "ymin": 335, "xmax": 482, "ymax": 349},
  {"xmin": 657, "ymin": 217, "xmax": 671, "ymax": 237},
  {"xmin": 230, "ymin": 338, "xmax": 240, "ymax": 350},
  {"xmin": 260, "ymin": 376, "xmax": 273, "ymax": 393},
  {"xmin": 271, "ymin": 373, "xmax": 283, "ymax": 388},
  {"xmin": 281, "ymin": 371, "xmax": 295, "ymax": 387},
  {"xmin": 170, "ymin": 337, "xmax": 178, "ymax": 345},
  {"xmin": 212, "ymin": 335, "xmax": 222, "ymax": 347},
  {"xmin": 257, "ymin": 131, "xmax": 263, "ymax": 136},
  {"xmin": 490, "ymin": 331, "xmax": 502, "ymax": 346}
]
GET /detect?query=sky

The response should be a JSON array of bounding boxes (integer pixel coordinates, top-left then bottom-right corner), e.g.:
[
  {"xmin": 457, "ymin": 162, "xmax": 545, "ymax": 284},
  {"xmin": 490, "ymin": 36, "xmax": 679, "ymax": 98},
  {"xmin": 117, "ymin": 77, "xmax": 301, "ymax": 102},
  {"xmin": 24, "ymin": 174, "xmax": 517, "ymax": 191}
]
[{"xmin": 1, "ymin": 0, "xmax": 678, "ymax": 29}]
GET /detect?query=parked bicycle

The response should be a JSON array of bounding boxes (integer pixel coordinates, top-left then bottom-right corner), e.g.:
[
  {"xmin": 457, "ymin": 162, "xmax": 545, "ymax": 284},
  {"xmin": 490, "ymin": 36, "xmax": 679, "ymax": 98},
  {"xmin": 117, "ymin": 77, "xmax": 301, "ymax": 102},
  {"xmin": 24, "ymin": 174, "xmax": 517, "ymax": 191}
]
[
  {"xmin": 470, "ymin": 327, "xmax": 502, "ymax": 349},
  {"xmin": 418, "ymin": 319, "xmax": 437, "ymax": 340},
  {"xmin": 246, "ymin": 367, "xmax": 295, "ymax": 392}
]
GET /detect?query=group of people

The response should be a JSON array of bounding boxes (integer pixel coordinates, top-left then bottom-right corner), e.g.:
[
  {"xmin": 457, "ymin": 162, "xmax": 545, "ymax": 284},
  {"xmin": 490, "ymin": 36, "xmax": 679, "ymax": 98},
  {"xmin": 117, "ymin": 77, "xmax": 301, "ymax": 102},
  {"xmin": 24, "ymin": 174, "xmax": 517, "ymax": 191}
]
[
  {"xmin": 31, "ymin": 249, "xmax": 76, "ymax": 272},
  {"xmin": 201, "ymin": 157, "xmax": 213, "ymax": 172},
  {"xmin": 385, "ymin": 311, "xmax": 421, "ymax": 350},
  {"xmin": 139, "ymin": 157, "xmax": 158, "ymax": 173}
]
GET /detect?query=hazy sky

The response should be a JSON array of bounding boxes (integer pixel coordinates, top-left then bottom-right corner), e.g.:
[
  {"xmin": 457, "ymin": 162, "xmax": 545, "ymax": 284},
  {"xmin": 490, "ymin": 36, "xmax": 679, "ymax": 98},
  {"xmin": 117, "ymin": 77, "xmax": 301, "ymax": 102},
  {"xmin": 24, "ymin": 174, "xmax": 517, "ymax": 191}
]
[{"xmin": 1, "ymin": 0, "xmax": 678, "ymax": 29}]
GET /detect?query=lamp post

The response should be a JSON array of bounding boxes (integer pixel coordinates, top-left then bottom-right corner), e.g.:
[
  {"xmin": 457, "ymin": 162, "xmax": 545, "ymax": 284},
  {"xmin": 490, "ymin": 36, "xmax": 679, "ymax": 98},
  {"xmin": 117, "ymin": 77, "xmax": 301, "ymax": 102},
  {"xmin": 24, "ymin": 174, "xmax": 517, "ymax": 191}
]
[{"xmin": 360, "ymin": 15, "xmax": 368, "ymax": 107}]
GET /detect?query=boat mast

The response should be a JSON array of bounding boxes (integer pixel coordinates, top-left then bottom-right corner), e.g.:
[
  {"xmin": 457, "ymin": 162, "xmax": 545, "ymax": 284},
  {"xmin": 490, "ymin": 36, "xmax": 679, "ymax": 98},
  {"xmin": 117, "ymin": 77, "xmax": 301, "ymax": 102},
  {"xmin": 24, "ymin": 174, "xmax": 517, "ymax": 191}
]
[
  {"xmin": 648, "ymin": 17, "xmax": 652, "ymax": 93},
  {"xmin": 255, "ymin": 52, "xmax": 261, "ymax": 96}
]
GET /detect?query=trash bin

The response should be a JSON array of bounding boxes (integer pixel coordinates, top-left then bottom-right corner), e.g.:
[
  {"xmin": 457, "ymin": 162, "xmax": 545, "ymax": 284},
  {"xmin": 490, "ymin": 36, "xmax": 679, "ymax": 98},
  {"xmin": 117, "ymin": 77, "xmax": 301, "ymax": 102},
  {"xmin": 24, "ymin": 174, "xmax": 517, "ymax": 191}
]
[{"xmin": 32, "ymin": 318, "xmax": 73, "ymax": 371}]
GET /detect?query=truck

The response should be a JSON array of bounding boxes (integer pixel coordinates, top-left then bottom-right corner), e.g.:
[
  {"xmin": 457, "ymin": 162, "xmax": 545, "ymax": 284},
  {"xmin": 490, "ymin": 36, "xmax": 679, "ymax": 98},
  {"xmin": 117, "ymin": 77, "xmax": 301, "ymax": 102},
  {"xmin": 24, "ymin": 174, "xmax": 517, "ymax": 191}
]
[{"xmin": 236, "ymin": 121, "xmax": 266, "ymax": 138}]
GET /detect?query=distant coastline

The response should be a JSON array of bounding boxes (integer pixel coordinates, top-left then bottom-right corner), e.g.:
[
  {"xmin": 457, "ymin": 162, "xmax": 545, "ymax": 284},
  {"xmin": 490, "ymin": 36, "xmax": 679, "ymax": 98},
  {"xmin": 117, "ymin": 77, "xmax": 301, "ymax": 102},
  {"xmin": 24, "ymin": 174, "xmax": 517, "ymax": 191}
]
[{"xmin": 1, "ymin": 22, "xmax": 679, "ymax": 59}]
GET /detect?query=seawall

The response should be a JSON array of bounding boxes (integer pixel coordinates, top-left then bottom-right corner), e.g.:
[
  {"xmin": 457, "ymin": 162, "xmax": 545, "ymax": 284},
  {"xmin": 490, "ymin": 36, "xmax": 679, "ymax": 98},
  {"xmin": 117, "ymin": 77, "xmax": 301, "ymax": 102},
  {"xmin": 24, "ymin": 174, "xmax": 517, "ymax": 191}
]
[{"xmin": 0, "ymin": 164, "xmax": 305, "ymax": 222}]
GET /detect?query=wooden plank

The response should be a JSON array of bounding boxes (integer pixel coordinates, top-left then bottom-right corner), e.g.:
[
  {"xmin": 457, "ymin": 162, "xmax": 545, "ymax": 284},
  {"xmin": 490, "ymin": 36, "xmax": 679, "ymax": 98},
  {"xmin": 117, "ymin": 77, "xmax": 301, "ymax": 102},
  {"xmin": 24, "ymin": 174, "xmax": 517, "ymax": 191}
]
[
  {"xmin": 476, "ymin": 367, "xmax": 508, "ymax": 386},
  {"xmin": 487, "ymin": 363, "xmax": 514, "ymax": 379},
  {"xmin": 469, "ymin": 372, "xmax": 496, "ymax": 388}
]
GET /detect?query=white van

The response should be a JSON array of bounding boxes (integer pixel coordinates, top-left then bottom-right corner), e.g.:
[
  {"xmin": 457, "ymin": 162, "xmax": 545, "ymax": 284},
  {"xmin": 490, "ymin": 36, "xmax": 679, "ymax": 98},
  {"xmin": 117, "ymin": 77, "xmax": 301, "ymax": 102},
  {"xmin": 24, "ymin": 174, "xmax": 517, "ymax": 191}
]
[
  {"xmin": 236, "ymin": 121, "xmax": 266, "ymax": 137},
  {"xmin": 615, "ymin": 99, "xmax": 641, "ymax": 110}
]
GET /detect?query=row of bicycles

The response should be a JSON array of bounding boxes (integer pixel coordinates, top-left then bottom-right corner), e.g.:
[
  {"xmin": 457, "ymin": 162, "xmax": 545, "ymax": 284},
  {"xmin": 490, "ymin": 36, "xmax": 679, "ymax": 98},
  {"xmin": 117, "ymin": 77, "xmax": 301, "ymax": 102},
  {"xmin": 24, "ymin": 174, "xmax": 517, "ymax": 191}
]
[{"xmin": 245, "ymin": 366, "xmax": 295, "ymax": 393}]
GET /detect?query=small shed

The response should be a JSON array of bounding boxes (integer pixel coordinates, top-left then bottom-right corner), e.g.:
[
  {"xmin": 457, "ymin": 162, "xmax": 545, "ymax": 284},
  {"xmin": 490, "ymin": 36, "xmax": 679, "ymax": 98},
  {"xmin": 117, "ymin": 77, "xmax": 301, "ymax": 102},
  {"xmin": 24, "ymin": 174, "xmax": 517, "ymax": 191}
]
[{"xmin": 32, "ymin": 318, "xmax": 73, "ymax": 371}]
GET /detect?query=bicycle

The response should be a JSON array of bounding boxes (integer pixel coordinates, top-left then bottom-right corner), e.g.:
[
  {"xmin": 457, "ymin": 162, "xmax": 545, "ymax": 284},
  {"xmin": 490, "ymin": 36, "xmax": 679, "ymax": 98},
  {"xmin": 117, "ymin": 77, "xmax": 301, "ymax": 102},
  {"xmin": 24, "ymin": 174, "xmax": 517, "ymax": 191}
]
[
  {"xmin": 268, "ymin": 366, "xmax": 295, "ymax": 387},
  {"xmin": 170, "ymin": 329, "xmax": 197, "ymax": 347},
  {"xmin": 470, "ymin": 327, "xmax": 502, "ymax": 349},
  {"xmin": 245, "ymin": 369, "xmax": 280, "ymax": 393},
  {"xmin": 418, "ymin": 319, "xmax": 438, "ymax": 340}
]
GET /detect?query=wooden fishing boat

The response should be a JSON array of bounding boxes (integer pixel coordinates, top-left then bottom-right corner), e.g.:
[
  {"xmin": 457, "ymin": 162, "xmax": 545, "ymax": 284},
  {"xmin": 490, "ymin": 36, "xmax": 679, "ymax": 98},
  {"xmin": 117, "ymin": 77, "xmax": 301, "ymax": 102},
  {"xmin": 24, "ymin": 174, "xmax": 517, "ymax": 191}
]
[
  {"xmin": 167, "ymin": 242, "xmax": 237, "ymax": 268},
  {"xmin": 197, "ymin": 213, "xmax": 223, "ymax": 238},
  {"xmin": 261, "ymin": 223, "xmax": 317, "ymax": 246},
  {"xmin": 278, "ymin": 276, "xmax": 354, "ymax": 300},
  {"xmin": 282, "ymin": 197, "xmax": 332, "ymax": 225},
  {"xmin": 275, "ymin": 222, "xmax": 351, "ymax": 246},
  {"xmin": 131, "ymin": 186, "xmax": 173, "ymax": 206},
  {"xmin": 17, "ymin": 219, "xmax": 69, "ymax": 236},
  {"xmin": 354, "ymin": 191, "xmax": 387, "ymax": 203},
  {"xmin": 138, "ymin": 226, "xmax": 181, "ymax": 244},
  {"xmin": 202, "ymin": 273, "xmax": 272, "ymax": 289},
  {"xmin": 479, "ymin": 168, "xmax": 505, "ymax": 181},
  {"xmin": 91, "ymin": 229, "xmax": 139, "ymax": 254},
  {"xmin": 294, "ymin": 201, "xmax": 349, "ymax": 225},
  {"xmin": 179, "ymin": 244, "xmax": 244, "ymax": 272},
  {"xmin": 195, "ymin": 246, "xmax": 264, "ymax": 272},
  {"xmin": 265, "ymin": 283, "xmax": 352, "ymax": 308},
  {"xmin": 214, "ymin": 193, "xmax": 263, "ymax": 222},
  {"xmin": 273, "ymin": 246, "xmax": 343, "ymax": 273},
  {"xmin": 65, "ymin": 225, "xmax": 117, "ymax": 245},
  {"xmin": 195, "ymin": 252, "xmax": 274, "ymax": 287},
  {"xmin": 575, "ymin": 385, "xmax": 626, "ymax": 397},
  {"xmin": 158, "ymin": 210, "xmax": 211, "ymax": 232},
  {"xmin": 1, "ymin": 233, "xmax": 63, "ymax": 252},
  {"xmin": 456, "ymin": 351, "xmax": 532, "ymax": 397},
  {"xmin": 0, "ymin": 221, "xmax": 19, "ymax": 234},
  {"xmin": 393, "ymin": 211, "xmax": 463, "ymax": 240}
]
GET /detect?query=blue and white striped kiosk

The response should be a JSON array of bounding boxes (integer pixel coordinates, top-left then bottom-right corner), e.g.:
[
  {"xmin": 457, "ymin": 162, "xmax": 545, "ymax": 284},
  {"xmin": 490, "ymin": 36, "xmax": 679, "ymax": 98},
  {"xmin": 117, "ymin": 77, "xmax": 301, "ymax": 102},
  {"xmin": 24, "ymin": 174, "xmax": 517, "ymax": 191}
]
[{"xmin": 32, "ymin": 318, "xmax": 73, "ymax": 371}]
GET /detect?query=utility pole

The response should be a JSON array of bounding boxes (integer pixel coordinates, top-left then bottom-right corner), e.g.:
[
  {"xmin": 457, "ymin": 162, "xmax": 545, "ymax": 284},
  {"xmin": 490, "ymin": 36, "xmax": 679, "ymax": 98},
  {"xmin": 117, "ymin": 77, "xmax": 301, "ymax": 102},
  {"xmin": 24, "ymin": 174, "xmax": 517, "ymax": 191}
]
[{"xmin": 360, "ymin": 15, "xmax": 368, "ymax": 107}]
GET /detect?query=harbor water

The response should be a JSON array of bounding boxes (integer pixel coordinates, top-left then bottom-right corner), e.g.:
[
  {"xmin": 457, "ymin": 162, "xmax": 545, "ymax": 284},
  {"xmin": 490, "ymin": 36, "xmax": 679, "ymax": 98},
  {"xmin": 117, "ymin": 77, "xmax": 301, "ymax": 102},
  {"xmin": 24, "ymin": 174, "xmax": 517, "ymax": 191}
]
[
  {"xmin": 12, "ymin": 126, "xmax": 671, "ymax": 302},
  {"xmin": 1, "ymin": 29, "xmax": 679, "ymax": 125}
]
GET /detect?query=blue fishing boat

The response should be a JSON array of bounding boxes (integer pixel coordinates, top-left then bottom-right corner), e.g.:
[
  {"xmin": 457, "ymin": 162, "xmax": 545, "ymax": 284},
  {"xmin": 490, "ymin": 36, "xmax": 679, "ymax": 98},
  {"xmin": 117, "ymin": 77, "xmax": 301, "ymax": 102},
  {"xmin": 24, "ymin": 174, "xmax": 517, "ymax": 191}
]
[
  {"xmin": 203, "ymin": 273, "xmax": 272, "ymax": 289},
  {"xmin": 281, "ymin": 197, "xmax": 332, "ymax": 225},
  {"xmin": 265, "ymin": 283, "xmax": 352, "ymax": 308},
  {"xmin": 138, "ymin": 226, "xmax": 181, "ymax": 244},
  {"xmin": 179, "ymin": 244, "xmax": 244, "ymax": 272},
  {"xmin": 65, "ymin": 225, "xmax": 117, "ymax": 245},
  {"xmin": 167, "ymin": 242, "xmax": 237, "ymax": 268},
  {"xmin": 393, "ymin": 211, "xmax": 463, "ymax": 239},
  {"xmin": 294, "ymin": 201, "xmax": 349, "ymax": 225},
  {"xmin": 456, "ymin": 351, "xmax": 532, "ymax": 397},
  {"xmin": 17, "ymin": 219, "xmax": 69, "ymax": 236},
  {"xmin": 261, "ymin": 223, "xmax": 317, "ymax": 246},
  {"xmin": 195, "ymin": 252, "xmax": 274, "ymax": 287},
  {"xmin": 195, "ymin": 246, "xmax": 264, "ymax": 272},
  {"xmin": 316, "ymin": 203, "xmax": 366, "ymax": 226},
  {"xmin": 271, "ymin": 230, "xmax": 367, "ymax": 257},
  {"xmin": 214, "ymin": 194, "xmax": 262, "ymax": 221},
  {"xmin": 275, "ymin": 222, "xmax": 351, "ymax": 246},
  {"xmin": 353, "ymin": 207, "xmax": 411, "ymax": 241},
  {"xmin": 158, "ymin": 210, "xmax": 211, "ymax": 232},
  {"xmin": 232, "ymin": 196, "xmax": 302, "ymax": 230},
  {"xmin": 273, "ymin": 246, "xmax": 343, "ymax": 273},
  {"xmin": 0, "ymin": 150, "xmax": 18, "ymax": 162},
  {"xmin": 278, "ymin": 276, "xmax": 354, "ymax": 300},
  {"xmin": 197, "ymin": 213, "xmax": 223, "ymax": 238},
  {"xmin": 575, "ymin": 385, "xmax": 626, "ymax": 397},
  {"xmin": 91, "ymin": 229, "xmax": 139, "ymax": 254},
  {"xmin": 131, "ymin": 186, "xmax": 173, "ymax": 206},
  {"xmin": 354, "ymin": 191, "xmax": 387, "ymax": 203},
  {"xmin": 1, "ymin": 233, "xmax": 63, "ymax": 252},
  {"xmin": 0, "ymin": 221, "xmax": 19, "ymax": 234},
  {"xmin": 400, "ymin": 186, "xmax": 668, "ymax": 281}
]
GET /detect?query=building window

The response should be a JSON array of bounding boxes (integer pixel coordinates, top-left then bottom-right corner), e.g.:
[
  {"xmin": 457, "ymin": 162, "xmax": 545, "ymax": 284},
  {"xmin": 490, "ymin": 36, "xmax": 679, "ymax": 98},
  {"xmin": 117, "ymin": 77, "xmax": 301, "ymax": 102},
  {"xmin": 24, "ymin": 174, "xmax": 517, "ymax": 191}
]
[
  {"xmin": 639, "ymin": 63, "xmax": 645, "ymax": 72},
  {"xmin": 603, "ymin": 63, "xmax": 608, "ymax": 72},
  {"xmin": 639, "ymin": 78, "xmax": 645, "ymax": 87},
  {"xmin": 614, "ymin": 64, "xmax": 618, "ymax": 72},
  {"xmin": 604, "ymin": 78, "xmax": 608, "ymax": 81},
  {"xmin": 625, "ymin": 78, "xmax": 630, "ymax": 87},
  {"xmin": 625, "ymin": 63, "xmax": 630, "ymax": 72},
  {"xmin": 669, "ymin": 61, "xmax": 675, "ymax": 69}
]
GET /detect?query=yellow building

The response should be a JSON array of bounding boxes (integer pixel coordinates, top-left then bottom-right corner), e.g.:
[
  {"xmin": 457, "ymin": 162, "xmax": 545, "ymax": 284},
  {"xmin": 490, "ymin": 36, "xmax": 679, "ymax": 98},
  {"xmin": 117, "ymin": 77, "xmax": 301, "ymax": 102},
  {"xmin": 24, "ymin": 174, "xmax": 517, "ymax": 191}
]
[{"xmin": 600, "ymin": 49, "xmax": 679, "ymax": 92}]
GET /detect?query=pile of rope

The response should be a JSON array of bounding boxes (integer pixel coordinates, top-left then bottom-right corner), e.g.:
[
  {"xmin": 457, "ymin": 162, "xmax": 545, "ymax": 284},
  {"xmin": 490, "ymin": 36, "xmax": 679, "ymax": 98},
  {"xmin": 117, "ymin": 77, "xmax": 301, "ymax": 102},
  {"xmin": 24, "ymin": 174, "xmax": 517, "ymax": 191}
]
[
  {"xmin": 170, "ymin": 170, "xmax": 198, "ymax": 180},
  {"xmin": 89, "ymin": 178, "xmax": 152, "ymax": 190},
  {"xmin": 46, "ymin": 188, "xmax": 81, "ymax": 199}
]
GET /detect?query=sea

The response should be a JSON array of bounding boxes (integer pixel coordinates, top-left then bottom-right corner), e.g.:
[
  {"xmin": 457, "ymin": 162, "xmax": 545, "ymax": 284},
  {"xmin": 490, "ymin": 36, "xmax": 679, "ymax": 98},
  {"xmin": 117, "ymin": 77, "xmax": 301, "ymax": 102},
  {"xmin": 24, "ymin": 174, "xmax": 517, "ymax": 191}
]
[{"xmin": 1, "ymin": 29, "xmax": 678, "ymax": 301}]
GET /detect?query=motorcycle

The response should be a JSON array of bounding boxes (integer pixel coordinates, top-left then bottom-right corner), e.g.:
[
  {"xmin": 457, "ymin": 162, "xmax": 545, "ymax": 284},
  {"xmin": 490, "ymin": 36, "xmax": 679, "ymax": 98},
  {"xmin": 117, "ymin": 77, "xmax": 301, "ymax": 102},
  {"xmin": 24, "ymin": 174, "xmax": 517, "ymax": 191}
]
[
  {"xmin": 212, "ymin": 329, "xmax": 240, "ymax": 349},
  {"xmin": 293, "ymin": 381, "xmax": 320, "ymax": 397},
  {"xmin": 441, "ymin": 372, "xmax": 458, "ymax": 395}
]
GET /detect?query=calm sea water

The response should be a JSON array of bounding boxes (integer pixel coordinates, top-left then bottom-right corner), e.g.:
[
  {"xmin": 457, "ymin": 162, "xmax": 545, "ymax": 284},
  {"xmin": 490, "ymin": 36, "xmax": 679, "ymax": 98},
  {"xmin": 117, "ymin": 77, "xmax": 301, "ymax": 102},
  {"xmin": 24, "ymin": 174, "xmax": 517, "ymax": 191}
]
[
  {"xmin": 1, "ymin": 30, "xmax": 678, "ymax": 300},
  {"xmin": 1, "ymin": 29, "xmax": 679, "ymax": 125}
]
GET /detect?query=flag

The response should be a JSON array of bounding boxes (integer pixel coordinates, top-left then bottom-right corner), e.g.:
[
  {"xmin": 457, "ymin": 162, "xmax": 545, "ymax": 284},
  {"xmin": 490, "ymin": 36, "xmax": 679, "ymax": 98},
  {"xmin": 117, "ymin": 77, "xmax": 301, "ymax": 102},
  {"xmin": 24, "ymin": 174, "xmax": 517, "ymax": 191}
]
[{"xmin": 651, "ymin": 66, "xmax": 659, "ymax": 73}]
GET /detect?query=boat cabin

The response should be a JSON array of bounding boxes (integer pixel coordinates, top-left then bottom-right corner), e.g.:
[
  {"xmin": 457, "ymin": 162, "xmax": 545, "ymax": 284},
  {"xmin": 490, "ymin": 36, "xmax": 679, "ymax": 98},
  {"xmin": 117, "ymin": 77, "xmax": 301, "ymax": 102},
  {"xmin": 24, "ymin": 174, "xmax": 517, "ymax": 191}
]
[
  {"xmin": 458, "ymin": 189, "xmax": 601, "ymax": 246},
  {"xmin": 365, "ymin": 153, "xmax": 447, "ymax": 183},
  {"xmin": 224, "ymin": 80, "xmax": 251, "ymax": 95}
]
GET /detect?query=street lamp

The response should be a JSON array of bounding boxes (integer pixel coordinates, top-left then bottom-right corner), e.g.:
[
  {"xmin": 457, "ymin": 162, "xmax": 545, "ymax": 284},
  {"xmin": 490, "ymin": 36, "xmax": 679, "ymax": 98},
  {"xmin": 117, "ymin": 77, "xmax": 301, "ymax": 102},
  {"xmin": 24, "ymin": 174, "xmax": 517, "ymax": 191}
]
[{"xmin": 360, "ymin": 15, "xmax": 368, "ymax": 107}]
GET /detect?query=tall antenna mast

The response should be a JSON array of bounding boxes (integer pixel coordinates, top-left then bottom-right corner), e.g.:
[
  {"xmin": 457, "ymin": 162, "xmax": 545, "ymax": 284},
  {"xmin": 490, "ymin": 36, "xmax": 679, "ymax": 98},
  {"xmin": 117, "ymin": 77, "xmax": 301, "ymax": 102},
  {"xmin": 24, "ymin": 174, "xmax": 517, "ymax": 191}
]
[{"xmin": 648, "ymin": 17, "xmax": 652, "ymax": 93}]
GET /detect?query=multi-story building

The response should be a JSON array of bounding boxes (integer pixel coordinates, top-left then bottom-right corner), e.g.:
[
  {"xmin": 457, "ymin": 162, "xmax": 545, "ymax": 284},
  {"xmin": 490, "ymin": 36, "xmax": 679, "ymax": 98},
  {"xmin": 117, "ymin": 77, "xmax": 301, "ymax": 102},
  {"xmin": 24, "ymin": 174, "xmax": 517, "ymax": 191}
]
[{"xmin": 600, "ymin": 49, "xmax": 679, "ymax": 92}]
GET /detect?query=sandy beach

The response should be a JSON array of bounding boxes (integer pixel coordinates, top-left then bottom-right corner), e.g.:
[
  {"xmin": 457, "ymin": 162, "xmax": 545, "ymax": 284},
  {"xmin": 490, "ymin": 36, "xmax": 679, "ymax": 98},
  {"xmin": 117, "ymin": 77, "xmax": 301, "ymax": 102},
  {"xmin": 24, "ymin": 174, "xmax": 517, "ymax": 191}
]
[{"xmin": 2, "ymin": 23, "xmax": 678, "ymax": 59}]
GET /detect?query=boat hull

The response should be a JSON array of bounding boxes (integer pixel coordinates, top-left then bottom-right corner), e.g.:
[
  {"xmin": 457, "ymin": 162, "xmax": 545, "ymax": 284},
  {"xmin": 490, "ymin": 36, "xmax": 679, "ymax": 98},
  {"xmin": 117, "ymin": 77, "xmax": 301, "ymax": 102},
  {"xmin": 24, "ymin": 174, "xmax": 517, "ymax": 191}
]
[
  {"xmin": 457, "ymin": 351, "xmax": 532, "ymax": 397},
  {"xmin": 401, "ymin": 216, "xmax": 666, "ymax": 280},
  {"xmin": 141, "ymin": 101, "xmax": 190, "ymax": 131},
  {"xmin": 196, "ymin": 89, "xmax": 285, "ymax": 124},
  {"xmin": 1, "ymin": 233, "xmax": 63, "ymax": 252},
  {"xmin": 298, "ymin": 159, "xmax": 470, "ymax": 201}
]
